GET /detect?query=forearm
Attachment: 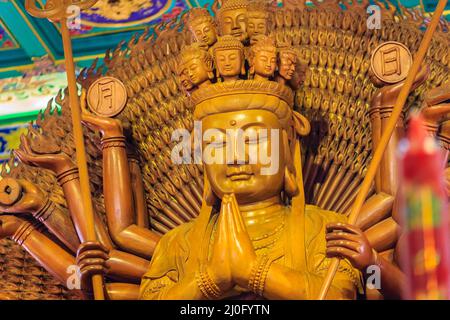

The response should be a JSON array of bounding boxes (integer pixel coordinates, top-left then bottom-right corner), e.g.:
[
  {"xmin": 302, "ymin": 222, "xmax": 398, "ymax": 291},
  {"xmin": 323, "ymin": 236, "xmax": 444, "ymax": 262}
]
[
  {"xmin": 128, "ymin": 156, "xmax": 149, "ymax": 228},
  {"xmin": 57, "ymin": 166, "xmax": 89, "ymax": 242},
  {"xmin": 106, "ymin": 249, "xmax": 150, "ymax": 283},
  {"xmin": 33, "ymin": 198, "xmax": 80, "ymax": 253},
  {"xmin": 11, "ymin": 219, "xmax": 77, "ymax": 286},
  {"xmin": 57, "ymin": 167, "xmax": 114, "ymax": 249},
  {"xmin": 355, "ymin": 192, "xmax": 394, "ymax": 231},
  {"xmin": 106, "ymin": 283, "xmax": 140, "ymax": 300},
  {"xmin": 379, "ymin": 108, "xmax": 404, "ymax": 196},
  {"xmin": 112, "ymin": 224, "xmax": 160, "ymax": 258},
  {"xmin": 366, "ymin": 253, "xmax": 405, "ymax": 300},
  {"xmin": 102, "ymin": 135, "xmax": 159, "ymax": 257}
]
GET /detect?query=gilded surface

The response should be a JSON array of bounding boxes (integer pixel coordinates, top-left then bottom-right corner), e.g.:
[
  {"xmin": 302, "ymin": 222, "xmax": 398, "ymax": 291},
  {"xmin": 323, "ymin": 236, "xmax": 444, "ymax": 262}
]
[{"xmin": 0, "ymin": 0, "xmax": 448, "ymax": 300}]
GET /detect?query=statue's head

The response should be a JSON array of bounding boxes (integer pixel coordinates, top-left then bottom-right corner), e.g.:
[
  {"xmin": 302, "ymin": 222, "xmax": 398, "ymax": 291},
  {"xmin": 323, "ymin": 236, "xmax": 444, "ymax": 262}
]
[
  {"xmin": 187, "ymin": 8, "xmax": 217, "ymax": 47},
  {"xmin": 192, "ymin": 82, "xmax": 307, "ymax": 204},
  {"xmin": 178, "ymin": 43, "xmax": 214, "ymax": 89},
  {"xmin": 212, "ymin": 35, "xmax": 245, "ymax": 81},
  {"xmin": 217, "ymin": 0, "xmax": 248, "ymax": 43},
  {"xmin": 247, "ymin": 0, "xmax": 269, "ymax": 43},
  {"xmin": 278, "ymin": 46, "xmax": 297, "ymax": 81},
  {"xmin": 249, "ymin": 36, "xmax": 277, "ymax": 80}
]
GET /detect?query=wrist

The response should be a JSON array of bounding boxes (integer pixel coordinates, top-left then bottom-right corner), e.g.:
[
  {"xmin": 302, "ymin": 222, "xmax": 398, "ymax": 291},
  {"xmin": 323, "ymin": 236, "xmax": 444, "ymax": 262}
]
[
  {"xmin": 247, "ymin": 255, "xmax": 272, "ymax": 297},
  {"xmin": 101, "ymin": 136, "xmax": 126, "ymax": 150},
  {"xmin": 102, "ymin": 121, "xmax": 124, "ymax": 139},
  {"xmin": 32, "ymin": 197, "xmax": 56, "ymax": 222},
  {"xmin": 56, "ymin": 166, "xmax": 79, "ymax": 187},
  {"xmin": 196, "ymin": 265, "xmax": 222, "ymax": 300}
]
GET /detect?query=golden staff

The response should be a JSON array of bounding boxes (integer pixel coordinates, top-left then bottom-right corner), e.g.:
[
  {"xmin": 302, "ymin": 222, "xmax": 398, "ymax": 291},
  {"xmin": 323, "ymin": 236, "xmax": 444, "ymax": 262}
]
[
  {"xmin": 318, "ymin": 0, "xmax": 449, "ymax": 300},
  {"xmin": 24, "ymin": 0, "xmax": 104, "ymax": 300}
]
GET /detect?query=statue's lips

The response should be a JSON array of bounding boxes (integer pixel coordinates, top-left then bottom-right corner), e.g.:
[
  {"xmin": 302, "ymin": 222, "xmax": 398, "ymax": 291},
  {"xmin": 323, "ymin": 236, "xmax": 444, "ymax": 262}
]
[{"xmin": 228, "ymin": 173, "xmax": 253, "ymax": 181}]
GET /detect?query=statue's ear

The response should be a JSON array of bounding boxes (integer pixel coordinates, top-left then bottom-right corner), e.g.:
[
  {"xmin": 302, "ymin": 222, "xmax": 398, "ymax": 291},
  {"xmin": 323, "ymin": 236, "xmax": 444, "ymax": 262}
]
[{"xmin": 293, "ymin": 111, "xmax": 310, "ymax": 136}]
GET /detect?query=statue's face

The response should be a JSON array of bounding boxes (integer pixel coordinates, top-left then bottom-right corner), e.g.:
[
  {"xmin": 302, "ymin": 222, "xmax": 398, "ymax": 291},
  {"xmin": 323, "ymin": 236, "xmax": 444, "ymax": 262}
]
[
  {"xmin": 179, "ymin": 67, "xmax": 194, "ymax": 91},
  {"xmin": 279, "ymin": 52, "xmax": 296, "ymax": 80},
  {"xmin": 253, "ymin": 50, "xmax": 277, "ymax": 78},
  {"xmin": 215, "ymin": 49, "xmax": 242, "ymax": 78},
  {"xmin": 247, "ymin": 17, "xmax": 267, "ymax": 39},
  {"xmin": 185, "ymin": 57, "xmax": 210, "ymax": 86},
  {"xmin": 202, "ymin": 110, "xmax": 286, "ymax": 204},
  {"xmin": 219, "ymin": 9, "xmax": 248, "ymax": 42},
  {"xmin": 191, "ymin": 21, "xmax": 217, "ymax": 46}
]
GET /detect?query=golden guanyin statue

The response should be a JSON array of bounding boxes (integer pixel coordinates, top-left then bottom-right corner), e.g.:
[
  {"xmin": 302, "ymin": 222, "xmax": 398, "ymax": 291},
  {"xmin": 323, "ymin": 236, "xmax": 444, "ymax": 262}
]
[{"xmin": 0, "ymin": 0, "xmax": 448, "ymax": 300}]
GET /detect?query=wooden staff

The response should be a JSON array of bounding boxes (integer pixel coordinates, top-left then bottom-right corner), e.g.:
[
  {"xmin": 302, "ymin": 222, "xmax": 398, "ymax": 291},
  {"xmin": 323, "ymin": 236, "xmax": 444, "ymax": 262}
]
[
  {"xmin": 317, "ymin": 0, "xmax": 448, "ymax": 300},
  {"xmin": 25, "ymin": 0, "xmax": 104, "ymax": 300}
]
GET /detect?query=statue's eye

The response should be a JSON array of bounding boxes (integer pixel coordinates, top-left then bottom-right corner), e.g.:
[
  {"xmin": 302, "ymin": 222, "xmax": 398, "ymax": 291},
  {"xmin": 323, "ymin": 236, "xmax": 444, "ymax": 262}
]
[
  {"xmin": 224, "ymin": 17, "xmax": 232, "ymax": 24},
  {"xmin": 203, "ymin": 27, "xmax": 210, "ymax": 32},
  {"xmin": 229, "ymin": 54, "xmax": 237, "ymax": 60}
]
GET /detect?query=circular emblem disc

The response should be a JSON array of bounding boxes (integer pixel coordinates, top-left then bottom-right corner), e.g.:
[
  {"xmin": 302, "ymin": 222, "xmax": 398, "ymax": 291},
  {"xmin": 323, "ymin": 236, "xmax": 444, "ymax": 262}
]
[
  {"xmin": 0, "ymin": 178, "xmax": 22, "ymax": 206},
  {"xmin": 370, "ymin": 41, "xmax": 412, "ymax": 84},
  {"xmin": 87, "ymin": 77, "xmax": 127, "ymax": 118}
]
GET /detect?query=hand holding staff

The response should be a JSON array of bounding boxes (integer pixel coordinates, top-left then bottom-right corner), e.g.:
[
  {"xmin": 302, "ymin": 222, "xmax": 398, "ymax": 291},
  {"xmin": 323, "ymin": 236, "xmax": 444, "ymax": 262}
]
[
  {"xmin": 318, "ymin": 0, "xmax": 449, "ymax": 300},
  {"xmin": 24, "ymin": 0, "xmax": 105, "ymax": 300}
]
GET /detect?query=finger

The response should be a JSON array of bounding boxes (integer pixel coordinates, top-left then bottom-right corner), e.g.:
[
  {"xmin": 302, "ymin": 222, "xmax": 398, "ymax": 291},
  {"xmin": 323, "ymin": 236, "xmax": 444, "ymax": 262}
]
[
  {"xmin": 80, "ymin": 265, "xmax": 108, "ymax": 277},
  {"xmin": 20, "ymin": 134, "xmax": 33, "ymax": 155},
  {"xmin": 224, "ymin": 196, "xmax": 235, "ymax": 236},
  {"xmin": 78, "ymin": 258, "xmax": 107, "ymax": 270},
  {"xmin": 229, "ymin": 193, "xmax": 246, "ymax": 233},
  {"xmin": 326, "ymin": 247, "xmax": 358, "ymax": 260},
  {"xmin": 326, "ymin": 240, "xmax": 360, "ymax": 251},
  {"xmin": 76, "ymin": 250, "xmax": 109, "ymax": 264},
  {"xmin": 325, "ymin": 231, "xmax": 358, "ymax": 242},
  {"xmin": 326, "ymin": 222, "xmax": 361, "ymax": 235},
  {"xmin": 14, "ymin": 149, "xmax": 36, "ymax": 166},
  {"xmin": 77, "ymin": 241, "xmax": 109, "ymax": 256},
  {"xmin": 80, "ymin": 89, "xmax": 87, "ymax": 111},
  {"xmin": 215, "ymin": 196, "xmax": 230, "ymax": 246}
]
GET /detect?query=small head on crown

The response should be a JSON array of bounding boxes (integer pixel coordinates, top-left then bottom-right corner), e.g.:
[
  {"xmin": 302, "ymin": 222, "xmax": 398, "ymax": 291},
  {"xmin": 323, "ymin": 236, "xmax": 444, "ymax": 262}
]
[
  {"xmin": 249, "ymin": 36, "xmax": 277, "ymax": 81},
  {"xmin": 217, "ymin": 0, "xmax": 249, "ymax": 43},
  {"xmin": 187, "ymin": 8, "xmax": 217, "ymax": 47},
  {"xmin": 247, "ymin": 0, "xmax": 269, "ymax": 44},
  {"xmin": 277, "ymin": 45, "xmax": 297, "ymax": 84},
  {"xmin": 212, "ymin": 35, "xmax": 245, "ymax": 82},
  {"xmin": 178, "ymin": 43, "xmax": 214, "ymax": 91}
]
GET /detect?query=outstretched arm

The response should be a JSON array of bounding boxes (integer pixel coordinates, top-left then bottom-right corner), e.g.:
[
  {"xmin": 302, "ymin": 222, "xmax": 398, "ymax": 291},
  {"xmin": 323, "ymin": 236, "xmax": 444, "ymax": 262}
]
[
  {"xmin": 353, "ymin": 64, "xmax": 430, "ymax": 299},
  {"xmin": 81, "ymin": 109, "xmax": 160, "ymax": 258},
  {"xmin": 14, "ymin": 131, "xmax": 152, "ymax": 282},
  {"xmin": 0, "ymin": 178, "xmax": 80, "ymax": 253},
  {"xmin": 0, "ymin": 215, "xmax": 147, "ymax": 299}
]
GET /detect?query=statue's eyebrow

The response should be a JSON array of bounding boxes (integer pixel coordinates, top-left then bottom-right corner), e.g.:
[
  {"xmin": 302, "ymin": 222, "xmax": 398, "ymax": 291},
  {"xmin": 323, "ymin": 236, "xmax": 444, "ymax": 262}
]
[{"xmin": 240, "ymin": 123, "xmax": 268, "ymax": 131}]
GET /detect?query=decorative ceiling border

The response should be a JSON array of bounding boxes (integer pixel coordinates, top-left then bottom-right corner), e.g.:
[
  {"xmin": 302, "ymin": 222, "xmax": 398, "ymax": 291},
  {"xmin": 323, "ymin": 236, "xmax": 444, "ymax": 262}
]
[{"xmin": 0, "ymin": 19, "xmax": 20, "ymax": 51}]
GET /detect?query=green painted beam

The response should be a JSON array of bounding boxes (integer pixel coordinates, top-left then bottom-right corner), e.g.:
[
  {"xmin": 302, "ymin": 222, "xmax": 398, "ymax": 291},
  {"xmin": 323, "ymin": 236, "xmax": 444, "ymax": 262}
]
[{"xmin": 0, "ymin": 1, "xmax": 48, "ymax": 58}]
